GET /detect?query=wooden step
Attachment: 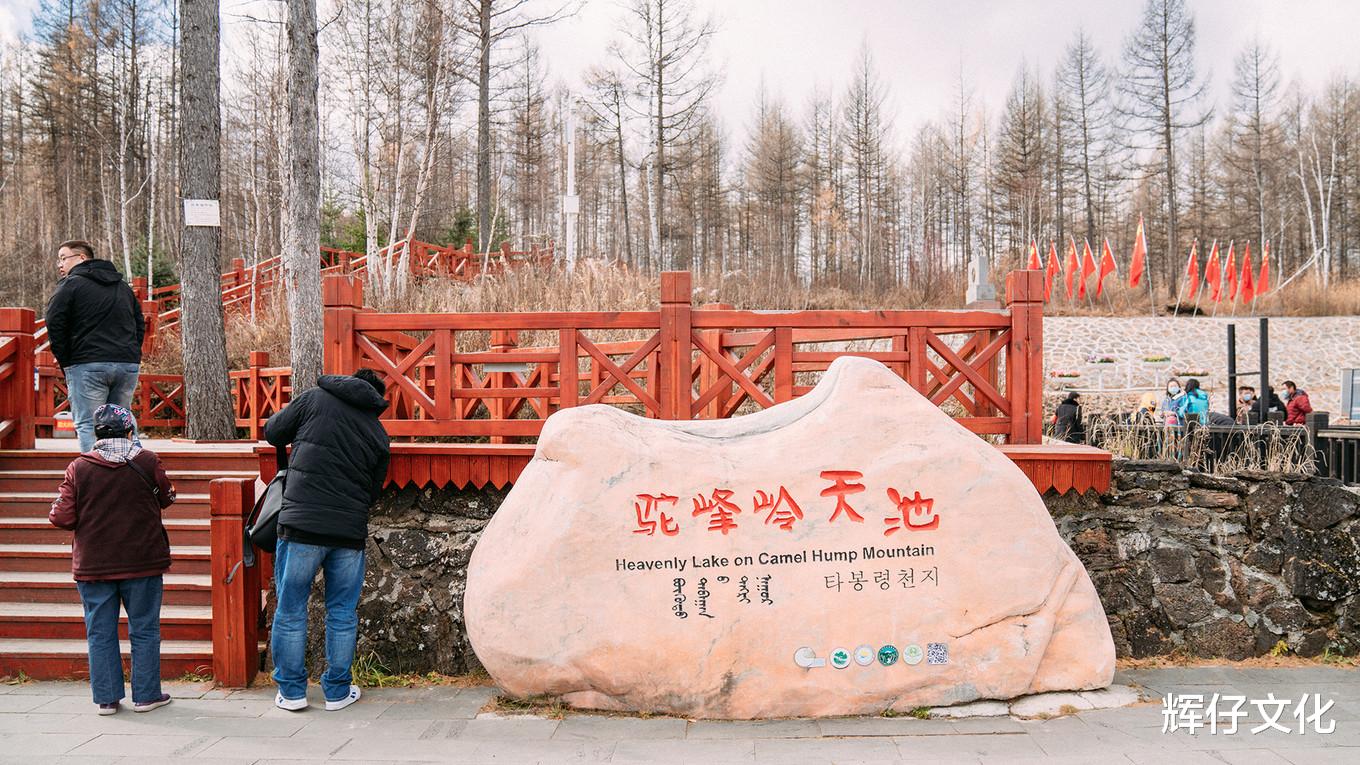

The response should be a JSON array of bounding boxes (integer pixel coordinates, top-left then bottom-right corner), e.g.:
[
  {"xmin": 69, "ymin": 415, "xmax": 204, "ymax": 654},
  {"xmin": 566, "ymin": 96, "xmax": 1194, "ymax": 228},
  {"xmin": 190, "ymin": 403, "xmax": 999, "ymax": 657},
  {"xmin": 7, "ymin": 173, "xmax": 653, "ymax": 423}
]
[
  {"xmin": 0, "ymin": 492, "xmax": 210, "ymax": 520},
  {"xmin": 0, "ymin": 517, "xmax": 209, "ymax": 547},
  {"xmin": 0, "ymin": 544, "xmax": 210, "ymax": 575},
  {"xmin": 0, "ymin": 602, "xmax": 212, "ymax": 641},
  {"xmin": 0, "ymin": 637, "xmax": 213, "ymax": 680},
  {"xmin": 0, "ymin": 571, "xmax": 210, "ymax": 606},
  {"xmin": 0, "ymin": 469, "xmax": 259, "ymax": 495}
]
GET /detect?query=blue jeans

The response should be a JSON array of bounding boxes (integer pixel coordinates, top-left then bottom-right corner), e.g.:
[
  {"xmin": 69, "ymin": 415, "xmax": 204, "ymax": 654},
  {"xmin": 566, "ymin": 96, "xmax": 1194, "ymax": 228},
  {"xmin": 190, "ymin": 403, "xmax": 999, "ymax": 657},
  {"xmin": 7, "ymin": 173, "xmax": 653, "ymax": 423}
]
[
  {"xmin": 270, "ymin": 538, "xmax": 366, "ymax": 702},
  {"xmin": 76, "ymin": 576, "xmax": 163, "ymax": 705},
  {"xmin": 65, "ymin": 362, "xmax": 140, "ymax": 452}
]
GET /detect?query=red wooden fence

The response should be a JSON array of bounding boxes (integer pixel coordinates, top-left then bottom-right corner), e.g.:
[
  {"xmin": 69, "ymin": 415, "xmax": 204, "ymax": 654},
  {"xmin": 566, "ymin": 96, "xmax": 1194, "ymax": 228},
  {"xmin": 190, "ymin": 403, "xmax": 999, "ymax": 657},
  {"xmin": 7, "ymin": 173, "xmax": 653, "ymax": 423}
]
[{"xmin": 315, "ymin": 269, "xmax": 1045, "ymax": 444}]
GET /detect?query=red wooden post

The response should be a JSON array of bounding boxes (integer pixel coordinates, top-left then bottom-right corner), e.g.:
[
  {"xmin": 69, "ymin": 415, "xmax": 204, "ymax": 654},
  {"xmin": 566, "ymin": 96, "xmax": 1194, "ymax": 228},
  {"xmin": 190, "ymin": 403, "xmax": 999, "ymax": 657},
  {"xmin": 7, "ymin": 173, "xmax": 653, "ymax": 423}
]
[
  {"xmin": 323, "ymin": 275, "xmax": 363, "ymax": 375},
  {"xmin": 1005, "ymin": 270, "xmax": 1044, "ymax": 445},
  {"xmin": 140, "ymin": 300, "xmax": 159, "ymax": 356},
  {"xmin": 0, "ymin": 308, "xmax": 36, "ymax": 449},
  {"xmin": 773, "ymin": 327, "xmax": 794, "ymax": 403},
  {"xmin": 210, "ymin": 477, "xmax": 261, "ymax": 687},
  {"xmin": 231, "ymin": 258, "xmax": 246, "ymax": 288},
  {"xmin": 248, "ymin": 351, "xmax": 269, "ymax": 440},
  {"xmin": 130, "ymin": 276, "xmax": 147, "ymax": 301},
  {"xmin": 658, "ymin": 272, "xmax": 693, "ymax": 420},
  {"xmin": 338, "ymin": 250, "xmax": 351, "ymax": 273}
]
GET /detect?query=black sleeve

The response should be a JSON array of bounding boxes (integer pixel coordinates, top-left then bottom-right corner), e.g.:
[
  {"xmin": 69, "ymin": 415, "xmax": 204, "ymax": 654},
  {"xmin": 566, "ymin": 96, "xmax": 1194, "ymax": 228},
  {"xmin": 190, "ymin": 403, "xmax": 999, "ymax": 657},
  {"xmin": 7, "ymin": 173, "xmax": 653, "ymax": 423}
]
[
  {"xmin": 43, "ymin": 282, "xmax": 73, "ymax": 368},
  {"xmin": 369, "ymin": 444, "xmax": 390, "ymax": 502},
  {"xmin": 264, "ymin": 389, "xmax": 311, "ymax": 447}
]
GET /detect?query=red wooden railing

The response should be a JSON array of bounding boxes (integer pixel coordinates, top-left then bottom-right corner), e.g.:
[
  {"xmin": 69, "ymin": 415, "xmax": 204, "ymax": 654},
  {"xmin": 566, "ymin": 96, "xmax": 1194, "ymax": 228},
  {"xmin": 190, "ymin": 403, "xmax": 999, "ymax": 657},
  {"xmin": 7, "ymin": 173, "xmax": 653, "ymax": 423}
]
[
  {"xmin": 0, "ymin": 309, "xmax": 36, "ymax": 449},
  {"xmin": 315, "ymin": 269, "xmax": 1045, "ymax": 445}
]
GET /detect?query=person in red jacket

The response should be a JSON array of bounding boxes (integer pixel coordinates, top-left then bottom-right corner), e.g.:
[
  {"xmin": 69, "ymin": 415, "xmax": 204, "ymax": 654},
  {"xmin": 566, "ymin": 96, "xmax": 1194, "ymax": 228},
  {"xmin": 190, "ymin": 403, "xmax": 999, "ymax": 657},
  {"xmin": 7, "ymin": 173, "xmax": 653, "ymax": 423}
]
[
  {"xmin": 49, "ymin": 404, "xmax": 177, "ymax": 715},
  {"xmin": 1282, "ymin": 380, "xmax": 1314, "ymax": 425}
]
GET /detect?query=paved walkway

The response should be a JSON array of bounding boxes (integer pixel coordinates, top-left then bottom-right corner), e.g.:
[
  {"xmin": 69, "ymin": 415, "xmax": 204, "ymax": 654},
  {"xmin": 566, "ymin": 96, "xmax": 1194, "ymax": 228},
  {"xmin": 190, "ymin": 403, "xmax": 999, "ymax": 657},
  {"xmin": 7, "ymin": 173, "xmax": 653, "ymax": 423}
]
[{"xmin": 0, "ymin": 667, "xmax": 1355, "ymax": 764}]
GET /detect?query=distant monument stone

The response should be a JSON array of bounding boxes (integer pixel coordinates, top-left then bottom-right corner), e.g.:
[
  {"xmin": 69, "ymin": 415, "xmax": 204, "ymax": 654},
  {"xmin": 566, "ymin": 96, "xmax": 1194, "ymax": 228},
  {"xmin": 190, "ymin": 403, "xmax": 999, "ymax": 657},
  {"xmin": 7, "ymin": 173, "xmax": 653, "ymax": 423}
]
[
  {"xmin": 967, "ymin": 253, "xmax": 998, "ymax": 307},
  {"xmin": 465, "ymin": 357, "xmax": 1115, "ymax": 719}
]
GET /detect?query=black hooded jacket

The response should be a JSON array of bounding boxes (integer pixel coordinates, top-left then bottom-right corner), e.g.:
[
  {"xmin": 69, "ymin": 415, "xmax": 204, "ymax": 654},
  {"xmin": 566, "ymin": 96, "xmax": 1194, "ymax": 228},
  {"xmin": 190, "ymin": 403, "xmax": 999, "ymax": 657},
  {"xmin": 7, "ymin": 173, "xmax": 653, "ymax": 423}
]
[
  {"xmin": 264, "ymin": 375, "xmax": 391, "ymax": 548},
  {"xmin": 43, "ymin": 259, "xmax": 145, "ymax": 368}
]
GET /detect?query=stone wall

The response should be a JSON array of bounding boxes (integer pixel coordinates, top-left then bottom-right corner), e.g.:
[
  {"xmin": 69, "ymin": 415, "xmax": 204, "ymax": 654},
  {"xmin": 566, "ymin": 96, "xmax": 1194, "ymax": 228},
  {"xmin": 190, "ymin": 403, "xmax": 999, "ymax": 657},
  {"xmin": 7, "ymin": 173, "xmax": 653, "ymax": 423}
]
[
  {"xmin": 1043, "ymin": 316, "xmax": 1360, "ymax": 417},
  {"xmin": 293, "ymin": 465, "xmax": 1360, "ymax": 674},
  {"xmin": 1049, "ymin": 461, "xmax": 1360, "ymax": 660}
]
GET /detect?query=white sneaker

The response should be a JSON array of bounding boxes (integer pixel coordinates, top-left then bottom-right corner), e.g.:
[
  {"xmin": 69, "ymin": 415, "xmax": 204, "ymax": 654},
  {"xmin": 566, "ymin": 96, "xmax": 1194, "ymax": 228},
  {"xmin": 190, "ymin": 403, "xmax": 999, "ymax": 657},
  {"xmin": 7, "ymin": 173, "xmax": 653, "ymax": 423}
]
[
  {"xmin": 275, "ymin": 692, "xmax": 308, "ymax": 711},
  {"xmin": 325, "ymin": 685, "xmax": 361, "ymax": 711}
]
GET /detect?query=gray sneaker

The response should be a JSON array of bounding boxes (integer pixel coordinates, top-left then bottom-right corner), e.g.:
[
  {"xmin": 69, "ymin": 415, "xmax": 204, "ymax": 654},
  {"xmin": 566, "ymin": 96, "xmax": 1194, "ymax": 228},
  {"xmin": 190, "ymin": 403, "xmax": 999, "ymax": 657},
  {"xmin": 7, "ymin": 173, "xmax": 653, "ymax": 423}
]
[{"xmin": 133, "ymin": 693, "xmax": 172, "ymax": 713}]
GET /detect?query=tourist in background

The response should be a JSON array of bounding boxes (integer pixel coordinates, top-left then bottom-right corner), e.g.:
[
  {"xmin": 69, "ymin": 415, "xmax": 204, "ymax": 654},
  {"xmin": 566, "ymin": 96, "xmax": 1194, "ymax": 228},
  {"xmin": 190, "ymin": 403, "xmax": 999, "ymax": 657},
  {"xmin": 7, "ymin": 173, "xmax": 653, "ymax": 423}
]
[
  {"xmin": 48, "ymin": 404, "xmax": 176, "ymax": 715},
  {"xmin": 1158, "ymin": 379, "xmax": 1184, "ymax": 426},
  {"xmin": 1133, "ymin": 391, "xmax": 1159, "ymax": 423},
  {"xmin": 1283, "ymin": 381, "xmax": 1313, "ymax": 425},
  {"xmin": 1236, "ymin": 386, "xmax": 1258, "ymax": 425},
  {"xmin": 1053, "ymin": 391, "xmax": 1085, "ymax": 443},
  {"xmin": 44, "ymin": 240, "xmax": 145, "ymax": 452},
  {"xmin": 264, "ymin": 370, "xmax": 390, "ymax": 713},
  {"xmin": 1177, "ymin": 378, "xmax": 1211, "ymax": 424}
]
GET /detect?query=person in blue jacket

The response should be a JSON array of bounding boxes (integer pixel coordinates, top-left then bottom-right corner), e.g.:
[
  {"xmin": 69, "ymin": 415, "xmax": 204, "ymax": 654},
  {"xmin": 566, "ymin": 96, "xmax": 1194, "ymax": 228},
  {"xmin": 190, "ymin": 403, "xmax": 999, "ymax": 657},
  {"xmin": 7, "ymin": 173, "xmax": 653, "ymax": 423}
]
[{"xmin": 1177, "ymin": 378, "xmax": 1211, "ymax": 423}]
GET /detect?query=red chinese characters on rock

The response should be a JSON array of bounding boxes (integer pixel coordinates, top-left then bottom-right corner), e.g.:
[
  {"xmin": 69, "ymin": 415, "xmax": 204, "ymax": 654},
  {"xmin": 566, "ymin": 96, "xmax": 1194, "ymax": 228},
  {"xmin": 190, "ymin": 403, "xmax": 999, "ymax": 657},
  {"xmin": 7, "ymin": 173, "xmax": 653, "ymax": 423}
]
[
  {"xmin": 633, "ymin": 493, "xmax": 680, "ymax": 536},
  {"xmin": 752, "ymin": 487, "xmax": 804, "ymax": 531},
  {"xmin": 819, "ymin": 470, "xmax": 866, "ymax": 523},
  {"xmin": 692, "ymin": 489, "xmax": 742, "ymax": 535},
  {"xmin": 627, "ymin": 474, "xmax": 941, "ymax": 538},
  {"xmin": 884, "ymin": 489, "xmax": 939, "ymax": 535}
]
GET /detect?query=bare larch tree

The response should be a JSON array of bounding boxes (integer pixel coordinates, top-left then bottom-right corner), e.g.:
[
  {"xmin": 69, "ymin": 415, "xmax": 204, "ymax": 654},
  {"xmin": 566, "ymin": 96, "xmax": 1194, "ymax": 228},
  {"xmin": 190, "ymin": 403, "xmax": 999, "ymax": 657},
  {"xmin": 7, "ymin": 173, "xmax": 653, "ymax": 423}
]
[{"xmin": 178, "ymin": 0, "xmax": 235, "ymax": 437}]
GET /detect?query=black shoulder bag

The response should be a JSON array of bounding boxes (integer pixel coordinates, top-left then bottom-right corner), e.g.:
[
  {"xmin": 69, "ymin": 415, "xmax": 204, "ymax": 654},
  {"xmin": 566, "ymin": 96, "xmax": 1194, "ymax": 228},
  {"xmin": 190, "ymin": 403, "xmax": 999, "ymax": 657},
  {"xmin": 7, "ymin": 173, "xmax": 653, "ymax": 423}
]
[{"xmin": 244, "ymin": 447, "xmax": 289, "ymax": 565}]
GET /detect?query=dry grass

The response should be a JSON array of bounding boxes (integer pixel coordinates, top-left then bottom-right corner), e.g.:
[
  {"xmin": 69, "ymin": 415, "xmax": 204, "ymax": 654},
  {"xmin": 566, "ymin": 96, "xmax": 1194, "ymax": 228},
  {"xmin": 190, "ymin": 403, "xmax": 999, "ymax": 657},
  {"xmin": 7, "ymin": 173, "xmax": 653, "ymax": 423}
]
[
  {"xmin": 1044, "ymin": 275, "xmax": 1360, "ymax": 317},
  {"xmin": 1085, "ymin": 418, "xmax": 1318, "ymax": 475}
]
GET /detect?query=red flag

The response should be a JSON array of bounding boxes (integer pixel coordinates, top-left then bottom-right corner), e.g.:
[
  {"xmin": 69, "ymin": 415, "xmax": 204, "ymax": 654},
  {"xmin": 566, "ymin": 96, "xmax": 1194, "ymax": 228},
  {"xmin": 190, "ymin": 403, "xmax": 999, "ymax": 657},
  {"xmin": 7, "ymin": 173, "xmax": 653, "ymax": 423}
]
[
  {"xmin": 1183, "ymin": 240, "xmax": 1200, "ymax": 301},
  {"xmin": 1079, "ymin": 239, "xmax": 1097, "ymax": 299},
  {"xmin": 1045, "ymin": 241, "xmax": 1061, "ymax": 301},
  {"xmin": 1205, "ymin": 240, "xmax": 1222, "ymax": 302},
  {"xmin": 1027, "ymin": 240, "xmax": 1041, "ymax": 270},
  {"xmin": 1128, "ymin": 215, "xmax": 1147, "ymax": 288},
  {"xmin": 1096, "ymin": 237, "xmax": 1118, "ymax": 297},
  {"xmin": 1239, "ymin": 243, "xmax": 1255, "ymax": 303},
  {"xmin": 1224, "ymin": 242, "xmax": 1237, "ymax": 301},
  {"xmin": 1258, "ymin": 241, "xmax": 1271, "ymax": 294},
  {"xmin": 1064, "ymin": 238, "xmax": 1079, "ymax": 300}
]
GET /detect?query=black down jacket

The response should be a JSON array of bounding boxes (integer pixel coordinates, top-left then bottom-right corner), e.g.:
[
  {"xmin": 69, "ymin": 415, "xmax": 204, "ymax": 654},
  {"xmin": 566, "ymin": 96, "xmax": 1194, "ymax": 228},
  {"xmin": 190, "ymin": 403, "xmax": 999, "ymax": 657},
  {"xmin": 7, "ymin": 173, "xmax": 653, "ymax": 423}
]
[
  {"xmin": 264, "ymin": 375, "xmax": 390, "ymax": 545},
  {"xmin": 43, "ymin": 259, "xmax": 145, "ymax": 369}
]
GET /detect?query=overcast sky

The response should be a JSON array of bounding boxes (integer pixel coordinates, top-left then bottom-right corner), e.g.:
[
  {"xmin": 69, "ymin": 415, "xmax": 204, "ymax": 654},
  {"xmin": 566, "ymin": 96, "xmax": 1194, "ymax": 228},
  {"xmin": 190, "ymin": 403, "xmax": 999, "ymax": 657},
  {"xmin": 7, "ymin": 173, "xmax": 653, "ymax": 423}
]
[
  {"xmin": 3, "ymin": 0, "xmax": 1358, "ymax": 146},
  {"xmin": 529, "ymin": 0, "xmax": 1360, "ymax": 146}
]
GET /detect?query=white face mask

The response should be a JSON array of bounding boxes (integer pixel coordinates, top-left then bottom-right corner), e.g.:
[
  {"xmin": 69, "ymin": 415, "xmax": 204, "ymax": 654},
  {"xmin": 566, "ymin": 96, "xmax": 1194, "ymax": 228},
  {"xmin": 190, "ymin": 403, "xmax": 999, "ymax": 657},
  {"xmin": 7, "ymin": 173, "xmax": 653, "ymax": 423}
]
[{"xmin": 1168, "ymin": 386, "xmax": 1180, "ymax": 396}]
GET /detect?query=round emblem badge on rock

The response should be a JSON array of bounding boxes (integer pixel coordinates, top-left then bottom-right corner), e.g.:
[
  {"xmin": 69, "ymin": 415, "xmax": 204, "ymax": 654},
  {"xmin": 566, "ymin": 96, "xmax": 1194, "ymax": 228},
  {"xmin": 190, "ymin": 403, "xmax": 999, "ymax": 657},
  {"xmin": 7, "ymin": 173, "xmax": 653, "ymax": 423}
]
[
  {"xmin": 853, "ymin": 645, "xmax": 875, "ymax": 666},
  {"xmin": 902, "ymin": 643, "xmax": 924, "ymax": 665},
  {"xmin": 830, "ymin": 648, "xmax": 851, "ymax": 669},
  {"xmin": 877, "ymin": 645, "xmax": 899, "ymax": 666}
]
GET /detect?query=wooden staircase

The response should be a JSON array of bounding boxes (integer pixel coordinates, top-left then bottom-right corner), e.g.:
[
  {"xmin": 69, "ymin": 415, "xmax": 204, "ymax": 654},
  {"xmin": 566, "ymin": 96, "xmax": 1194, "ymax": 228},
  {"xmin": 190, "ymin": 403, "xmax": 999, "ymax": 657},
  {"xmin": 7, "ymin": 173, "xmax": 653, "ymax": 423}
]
[{"xmin": 0, "ymin": 445, "xmax": 258, "ymax": 679}]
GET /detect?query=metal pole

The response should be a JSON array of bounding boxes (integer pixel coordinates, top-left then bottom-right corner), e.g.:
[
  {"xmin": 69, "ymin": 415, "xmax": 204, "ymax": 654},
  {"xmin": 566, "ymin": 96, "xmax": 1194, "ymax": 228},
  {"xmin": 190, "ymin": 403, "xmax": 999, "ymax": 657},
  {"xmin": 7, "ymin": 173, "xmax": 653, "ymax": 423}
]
[
  {"xmin": 1259, "ymin": 317, "xmax": 1270, "ymax": 424},
  {"xmin": 1227, "ymin": 324, "xmax": 1237, "ymax": 421}
]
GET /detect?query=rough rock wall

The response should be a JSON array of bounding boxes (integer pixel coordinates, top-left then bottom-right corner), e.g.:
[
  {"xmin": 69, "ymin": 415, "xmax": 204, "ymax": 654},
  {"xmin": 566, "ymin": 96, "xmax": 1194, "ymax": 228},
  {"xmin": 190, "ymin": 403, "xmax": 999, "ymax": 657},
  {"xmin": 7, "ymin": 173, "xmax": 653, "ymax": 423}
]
[
  {"xmin": 292, "ymin": 465, "xmax": 1358, "ymax": 674},
  {"xmin": 1049, "ymin": 462, "xmax": 1360, "ymax": 660},
  {"xmin": 1043, "ymin": 316, "xmax": 1360, "ymax": 417}
]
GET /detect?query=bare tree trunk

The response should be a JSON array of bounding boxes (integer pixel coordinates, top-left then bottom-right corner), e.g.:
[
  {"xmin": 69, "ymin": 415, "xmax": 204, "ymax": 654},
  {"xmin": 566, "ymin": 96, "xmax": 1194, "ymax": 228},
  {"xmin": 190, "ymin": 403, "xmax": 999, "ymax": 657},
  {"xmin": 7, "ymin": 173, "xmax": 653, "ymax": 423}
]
[
  {"xmin": 179, "ymin": 0, "xmax": 235, "ymax": 438},
  {"xmin": 476, "ymin": 0, "xmax": 492, "ymax": 252},
  {"xmin": 283, "ymin": 0, "xmax": 324, "ymax": 390}
]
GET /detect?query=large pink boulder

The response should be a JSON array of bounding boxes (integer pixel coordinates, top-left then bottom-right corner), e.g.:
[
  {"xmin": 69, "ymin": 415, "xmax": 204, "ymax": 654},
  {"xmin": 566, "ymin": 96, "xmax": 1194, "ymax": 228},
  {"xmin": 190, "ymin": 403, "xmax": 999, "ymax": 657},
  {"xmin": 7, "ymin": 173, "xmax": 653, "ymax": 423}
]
[{"xmin": 465, "ymin": 357, "xmax": 1115, "ymax": 718}]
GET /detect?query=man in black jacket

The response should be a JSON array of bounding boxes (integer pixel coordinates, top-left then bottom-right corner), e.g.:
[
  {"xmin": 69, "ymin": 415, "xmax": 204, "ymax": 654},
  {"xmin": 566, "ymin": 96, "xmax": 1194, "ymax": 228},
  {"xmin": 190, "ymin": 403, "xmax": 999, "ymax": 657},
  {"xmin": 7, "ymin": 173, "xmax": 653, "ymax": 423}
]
[
  {"xmin": 44, "ymin": 240, "xmax": 145, "ymax": 452},
  {"xmin": 264, "ymin": 370, "xmax": 390, "ymax": 712}
]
